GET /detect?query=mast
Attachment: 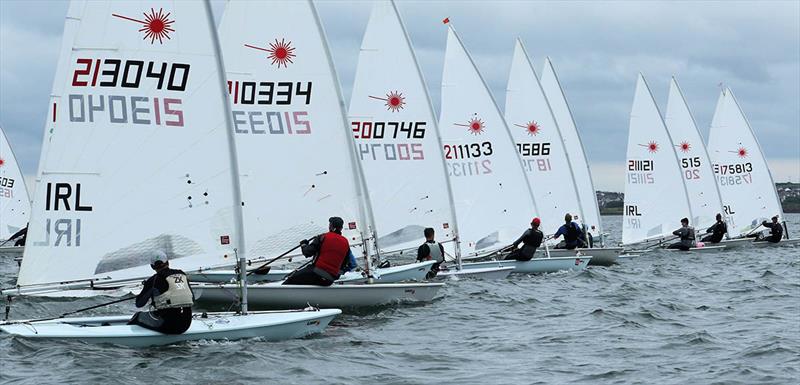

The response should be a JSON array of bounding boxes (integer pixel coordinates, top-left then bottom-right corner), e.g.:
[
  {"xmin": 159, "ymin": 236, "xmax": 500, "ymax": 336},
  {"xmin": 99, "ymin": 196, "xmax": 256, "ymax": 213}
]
[
  {"xmin": 543, "ymin": 57, "xmax": 604, "ymax": 238},
  {"xmin": 670, "ymin": 77, "xmax": 728, "ymax": 235},
  {"xmin": 515, "ymin": 40, "xmax": 586, "ymax": 239},
  {"xmin": 392, "ymin": 1, "xmax": 463, "ymax": 266},
  {"xmin": 204, "ymin": 0, "xmax": 248, "ymax": 313},
  {"xmin": 308, "ymin": 0, "xmax": 379, "ymax": 277}
]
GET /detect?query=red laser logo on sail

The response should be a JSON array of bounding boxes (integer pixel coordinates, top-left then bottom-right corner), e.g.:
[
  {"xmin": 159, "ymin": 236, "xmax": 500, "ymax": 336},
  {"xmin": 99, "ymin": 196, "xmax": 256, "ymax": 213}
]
[
  {"xmin": 639, "ymin": 141, "xmax": 658, "ymax": 153},
  {"xmin": 0, "ymin": 158, "xmax": 5, "ymax": 167},
  {"xmin": 515, "ymin": 121, "xmax": 540, "ymax": 136},
  {"xmin": 455, "ymin": 115, "xmax": 485, "ymax": 135},
  {"xmin": 369, "ymin": 91, "xmax": 406, "ymax": 112},
  {"xmin": 112, "ymin": 8, "xmax": 175, "ymax": 44},
  {"xmin": 732, "ymin": 146, "xmax": 748, "ymax": 158},
  {"xmin": 678, "ymin": 141, "xmax": 691, "ymax": 153},
  {"xmin": 245, "ymin": 39, "xmax": 296, "ymax": 68}
]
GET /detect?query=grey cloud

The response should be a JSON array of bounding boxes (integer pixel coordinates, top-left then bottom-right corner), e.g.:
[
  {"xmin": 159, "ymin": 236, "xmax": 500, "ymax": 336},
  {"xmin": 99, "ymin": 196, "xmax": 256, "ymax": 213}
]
[{"xmin": 1, "ymin": 0, "xmax": 798, "ymax": 186}]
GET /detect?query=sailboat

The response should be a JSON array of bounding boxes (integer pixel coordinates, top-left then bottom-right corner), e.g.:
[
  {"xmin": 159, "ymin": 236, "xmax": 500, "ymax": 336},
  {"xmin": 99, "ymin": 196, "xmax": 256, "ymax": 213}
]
[
  {"xmin": 0, "ymin": 125, "xmax": 30, "ymax": 256},
  {"xmin": 504, "ymin": 41, "xmax": 617, "ymax": 266},
  {"xmin": 539, "ymin": 58, "xmax": 623, "ymax": 264},
  {"xmin": 664, "ymin": 78, "xmax": 750, "ymax": 249},
  {"xmin": 623, "ymin": 74, "xmax": 723, "ymax": 253},
  {"xmin": 346, "ymin": 1, "xmax": 511, "ymax": 280},
  {"xmin": 188, "ymin": 0, "xmax": 436, "ymax": 285},
  {"xmin": 707, "ymin": 87, "xmax": 798, "ymax": 247},
  {"xmin": 437, "ymin": 25, "xmax": 590, "ymax": 274},
  {"xmin": 0, "ymin": 0, "xmax": 340, "ymax": 346},
  {"xmin": 191, "ymin": 0, "xmax": 444, "ymax": 309}
]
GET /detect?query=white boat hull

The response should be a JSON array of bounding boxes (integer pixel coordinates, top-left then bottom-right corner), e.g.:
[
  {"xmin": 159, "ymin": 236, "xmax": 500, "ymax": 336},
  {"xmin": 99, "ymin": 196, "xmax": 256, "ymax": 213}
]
[
  {"xmin": 189, "ymin": 260, "xmax": 435, "ymax": 284},
  {"xmin": 437, "ymin": 266, "xmax": 514, "ymax": 280},
  {"xmin": 459, "ymin": 256, "xmax": 592, "ymax": 274},
  {"xmin": 716, "ymin": 238, "xmax": 755, "ymax": 248},
  {"xmin": 0, "ymin": 309, "xmax": 341, "ymax": 347},
  {"xmin": 193, "ymin": 282, "xmax": 445, "ymax": 310},
  {"xmin": 535, "ymin": 247, "xmax": 622, "ymax": 266},
  {"xmin": 751, "ymin": 238, "xmax": 800, "ymax": 247}
]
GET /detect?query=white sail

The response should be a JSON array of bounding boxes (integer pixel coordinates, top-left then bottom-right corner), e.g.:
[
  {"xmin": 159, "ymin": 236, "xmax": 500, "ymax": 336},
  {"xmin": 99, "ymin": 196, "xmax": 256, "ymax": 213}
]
[
  {"xmin": 505, "ymin": 40, "xmax": 581, "ymax": 236},
  {"xmin": 439, "ymin": 26, "xmax": 537, "ymax": 257},
  {"xmin": 348, "ymin": 1, "xmax": 457, "ymax": 255},
  {"xmin": 707, "ymin": 88, "xmax": 783, "ymax": 237},
  {"xmin": 0, "ymin": 125, "xmax": 31, "ymax": 240},
  {"xmin": 623, "ymin": 74, "xmax": 692, "ymax": 245},
  {"xmin": 18, "ymin": 1, "xmax": 243, "ymax": 286},
  {"xmin": 664, "ymin": 78, "xmax": 725, "ymax": 230},
  {"xmin": 539, "ymin": 58, "xmax": 603, "ymax": 236},
  {"xmin": 219, "ymin": 0, "xmax": 368, "ymax": 259}
]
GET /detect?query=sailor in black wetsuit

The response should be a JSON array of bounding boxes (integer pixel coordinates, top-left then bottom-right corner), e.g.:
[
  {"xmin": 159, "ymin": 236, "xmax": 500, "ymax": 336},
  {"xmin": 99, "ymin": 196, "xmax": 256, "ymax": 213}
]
[
  {"xmin": 668, "ymin": 217, "xmax": 696, "ymax": 251},
  {"xmin": 128, "ymin": 255, "xmax": 193, "ymax": 334},
  {"xmin": 505, "ymin": 218, "xmax": 544, "ymax": 261},
  {"xmin": 755, "ymin": 216, "xmax": 783, "ymax": 243},
  {"xmin": 701, "ymin": 214, "xmax": 727, "ymax": 243},
  {"xmin": 417, "ymin": 227, "xmax": 446, "ymax": 279}
]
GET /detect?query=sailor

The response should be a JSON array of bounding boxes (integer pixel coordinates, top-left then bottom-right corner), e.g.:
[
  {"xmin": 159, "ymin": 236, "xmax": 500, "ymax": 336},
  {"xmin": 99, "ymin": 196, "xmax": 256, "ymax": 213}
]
[
  {"xmin": 588, "ymin": 225, "xmax": 600, "ymax": 248},
  {"xmin": 667, "ymin": 217, "xmax": 696, "ymax": 251},
  {"xmin": 417, "ymin": 227, "xmax": 446, "ymax": 279},
  {"xmin": 505, "ymin": 217, "xmax": 543, "ymax": 261},
  {"xmin": 572, "ymin": 214, "xmax": 593, "ymax": 248},
  {"xmin": 701, "ymin": 214, "xmax": 727, "ymax": 243},
  {"xmin": 755, "ymin": 216, "xmax": 783, "ymax": 243},
  {"xmin": 128, "ymin": 254, "xmax": 193, "ymax": 334},
  {"xmin": 553, "ymin": 213, "xmax": 587, "ymax": 250},
  {"xmin": 283, "ymin": 216, "xmax": 353, "ymax": 286}
]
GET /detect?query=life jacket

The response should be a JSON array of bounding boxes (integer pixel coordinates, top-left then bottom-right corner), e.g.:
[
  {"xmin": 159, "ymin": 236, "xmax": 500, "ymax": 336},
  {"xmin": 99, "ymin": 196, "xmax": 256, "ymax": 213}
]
[
  {"xmin": 564, "ymin": 222, "xmax": 581, "ymax": 243},
  {"xmin": 153, "ymin": 272, "xmax": 194, "ymax": 310},
  {"xmin": 425, "ymin": 241, "xmax": 445, "ymax": 263},
  {"xmin": 770, "ymin": 223, "xmax": 783, "ymax": 241},
  {"xmin": 313, "ymin": 232, "xmax": 350, "ymax": 281},
  {"xmin": 685, "ymin": 227, "xmax": 696, "ymax": 240}
]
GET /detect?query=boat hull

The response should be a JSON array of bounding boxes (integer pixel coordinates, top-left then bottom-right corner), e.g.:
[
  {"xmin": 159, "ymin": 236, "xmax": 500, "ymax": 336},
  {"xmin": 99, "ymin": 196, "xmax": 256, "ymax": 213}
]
[
  {"xmin": 751, "ymin": 238, "xmax": 800, "ymax": 247},
  {"xmin": 664, "ymin": 245, "xmax": 726, "ymax": 253},
  {"xmin": 0, "ymin": 309, "xmax": 341, "ymax": 347},
  {"xmin": 437, "ymin": 266, "xmax": 514, "ymax": 279},
  {"xmin": 193, "ymin": 282, "xmax": 444, "ymax": 310},
  {"xmin": 189, "ymin": 261, "xmax": 435, "ymax": 284},
  {"xmin": 459, "ymin": 256, "xmax": 591, "ymax": 274},
  {"xmin": 535, "ymin": 247, "xmax": 622, "ymax": 266}
]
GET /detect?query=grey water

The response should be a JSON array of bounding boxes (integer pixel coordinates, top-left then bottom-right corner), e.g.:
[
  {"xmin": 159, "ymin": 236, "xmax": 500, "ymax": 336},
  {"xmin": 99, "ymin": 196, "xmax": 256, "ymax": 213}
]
[{"xmin": 1, "ymin": 214, "xmax": 799, "ymax": 384}]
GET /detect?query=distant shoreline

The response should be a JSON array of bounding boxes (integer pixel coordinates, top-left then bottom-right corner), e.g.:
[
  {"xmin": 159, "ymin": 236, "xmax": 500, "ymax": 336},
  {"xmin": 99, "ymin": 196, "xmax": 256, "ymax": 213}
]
[{"xmin": 597, "ymin": 182, "xmax": 800, "ymax": 215}]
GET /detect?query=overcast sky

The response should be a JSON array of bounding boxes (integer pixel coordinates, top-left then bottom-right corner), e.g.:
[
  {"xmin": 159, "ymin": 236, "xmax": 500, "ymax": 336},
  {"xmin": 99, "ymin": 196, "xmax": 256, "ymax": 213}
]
[{"xmin": 1, "ymin": 0, "xmax": 798, "ymax": 191}]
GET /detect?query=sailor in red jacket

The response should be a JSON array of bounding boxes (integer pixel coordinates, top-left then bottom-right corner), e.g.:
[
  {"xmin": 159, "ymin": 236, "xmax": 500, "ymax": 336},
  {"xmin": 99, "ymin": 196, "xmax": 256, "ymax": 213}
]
[{"xmin": 283, "ymin": 216, "xmax": 353, "ymax": 286}]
